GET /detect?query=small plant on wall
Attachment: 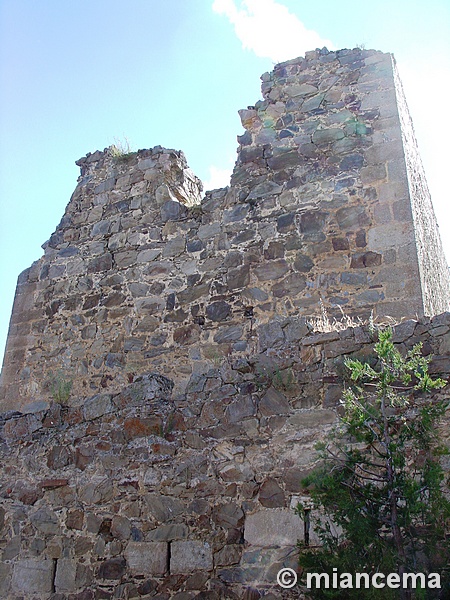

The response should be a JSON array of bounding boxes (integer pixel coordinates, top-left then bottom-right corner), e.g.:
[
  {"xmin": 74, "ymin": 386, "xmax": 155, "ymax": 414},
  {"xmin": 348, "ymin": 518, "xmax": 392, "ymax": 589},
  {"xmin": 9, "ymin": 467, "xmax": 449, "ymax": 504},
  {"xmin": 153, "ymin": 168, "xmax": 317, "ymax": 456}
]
[{"xmin": 49, "ymin": 370, "xmax": 73, "ymax": 405}]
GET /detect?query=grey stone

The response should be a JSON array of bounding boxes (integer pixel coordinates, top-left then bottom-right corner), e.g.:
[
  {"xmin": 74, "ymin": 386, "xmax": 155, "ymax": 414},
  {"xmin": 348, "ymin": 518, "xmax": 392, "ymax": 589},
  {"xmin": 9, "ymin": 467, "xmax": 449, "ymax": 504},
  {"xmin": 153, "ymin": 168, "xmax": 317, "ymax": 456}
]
[
  {"xmin": 259, "ymin": 388, "xmax": 291, "ymax": 416},
  {"xmin": 248, "ymin": 180, "xmax": 283, "ymax": 199},
  {"xmin": 30, "ymin": 507, "xmax": 59, "ymax": 534},
  {"xmin": 288, "ymin": 409, "xmax": 336, "ymax": 428},
  {"xmin": 171, "ymin": 541, "xmax": 213, "ymax": 573},
  {"xmin": 78, "ymin": 478, "xmax": 113, "ymax": 504},
  {"xmin": 215, "ymin": 545, "xmax": 242, "ymax": 567},
  {"xmin": 254, "ymin": 260, "xmax": 289, "ymax": 281},
  {"xmin": 198, "ymin": 222, "xmax": 221, "ymax": 240},
  {"xmin": 258, "ymin": 321, "xmax": 284, "ymax": 351},
  {"xmin": 285, "ymin": 83, "xmax": 318, "ymax": 97},
  {"xmin": 144, "ymin": 494, "xmax": 184, "ymax": 522},
  {"xmin": 259, "ymin": 479, "xmax": 286, "ymax": 508},
  {"xmin": 147, "ymin": 524, "xmax": 188, "ymax": 541},
  {"xmin": 244, "ymin": 509, "xmax": 303, "ymax": 546},
  {"xmin": 111, "ymin": 515, "xmax": 131, "ymax": 540},
  {"xmin": 312, "ymin": 128, "xmax": 345, "ymax": 144},
  {"xmin": 226, "ymin": 396, "xmax": 256, "ymax": 423},
  {"xmin": 125, "ymin": 541, "xmax": 169, "ymax": 575},
  {"xmin": 267, "ymin": 149, "xmax": 302, "ymax": 171},
  {"xmin": 3, "ymin": 535, "xmax": 21, "ymax": 560},
  {"xmin": 98, "ymin": 557, "xmax": 126, "ymax": 580},
  {"xmin": 294, "ymin": 253, "xmax": 314, "ymax": 272},
  {"xmin": 12, "ymin": 559, "xmax": 55, "ymax": 594},
  {"xmin": 54, "ymin": 559, "xmax": 92, "ymax": 593},
  {"xmin": 87, "ymin": 252, "xmax": 113, "ymax": 273},
  {"xmin": 214, "ymin": 503, "xmax": 244, "ymax": 529},
  {"xmin": 161, "ymin": 200, "xmax": 181, "ymax": 221},
  {"xmin": 206, "ymin": 301, "xmax": 231, "ymax": 322},
  {"xmin": 91, "ymin": 220, "xmax": 110, "ymax": 236},
  {"xmin": 137, "ymin": 248, "xmax": 161, "ymax": 263},
  {"xmin": 0, "ymin": 563, "xmax": 11, "ymax": 596},
  {"xmin": 272, "ymin": 273, "xmax": 306, "ymax": 298},
  {"xmin": 94, "ymin": 177, "xmax": 115, "ymax": 194},
  {"xmin": 227, "ymin": 265, "xmax": 250, "ymax": 290},
  {"xmin": 214, "ymin": 325, "xmax": 243, "ymax": 343},
  {"xmin": 83, "ymin": 394, "xmax": 112, "ymax": 420},
  {"xmin": 224, "ymin": 204, "xmax": 249, "ymax": 223},
  {"xmin": 163, "ymin": 236, "xmax": 185, "ymax": 257},
  {"xmin": 336, "ymin": 205, "xmax": 369, "ymax": 230}
]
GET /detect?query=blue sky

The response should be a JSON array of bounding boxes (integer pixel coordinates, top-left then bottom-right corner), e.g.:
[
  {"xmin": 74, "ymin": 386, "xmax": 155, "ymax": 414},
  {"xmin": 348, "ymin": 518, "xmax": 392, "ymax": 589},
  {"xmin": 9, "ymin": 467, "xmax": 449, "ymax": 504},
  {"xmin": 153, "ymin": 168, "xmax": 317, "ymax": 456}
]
[{"xmin": 1, "ymin": 0, "xmax": 449, "ymax": 366}]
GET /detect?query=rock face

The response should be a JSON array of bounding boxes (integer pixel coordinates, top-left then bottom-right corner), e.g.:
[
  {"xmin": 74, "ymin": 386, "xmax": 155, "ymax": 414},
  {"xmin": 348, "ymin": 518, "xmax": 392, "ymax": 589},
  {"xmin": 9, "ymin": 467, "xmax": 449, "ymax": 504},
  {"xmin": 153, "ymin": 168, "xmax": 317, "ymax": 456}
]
[
  {"xmin": 1, "ymin": 47, "xmax": 449, "ymax": 413},
  {"xmin": 0, "ymin": 46, "xmax": 449, "ymax": 597}
]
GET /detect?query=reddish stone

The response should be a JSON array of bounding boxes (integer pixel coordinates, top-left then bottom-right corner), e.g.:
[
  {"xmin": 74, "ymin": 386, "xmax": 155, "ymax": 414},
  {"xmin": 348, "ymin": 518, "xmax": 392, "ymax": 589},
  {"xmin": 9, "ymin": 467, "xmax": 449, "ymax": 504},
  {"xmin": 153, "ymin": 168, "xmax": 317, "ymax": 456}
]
[
  {"xmin": 63, "ymin": 407, "xmax": 83, "ymax": 426},
  {"xmin": 259, "ymin": 478, "xmax": 286, "ymax": 507},
  {"xmin": 350, "ymin": 251, "xmax": 382, "ymax": 268},
  {"xmin": 75, "ymin": 446, "xmax": 94, "ymax": 471},
  {"xmin": 95, "ymin": 441, "xmax": 111, "ymax": 451},
  {"xmin": 47, "ymin": 445, "xmax": 73, "ymax": 469},
  {"xmin": 124, "ymin": 417, "xmax": 162, "ymax": 440},
  {"xmin": 66, "ymin": 509, "xmax": 84, "ymax": 530}
]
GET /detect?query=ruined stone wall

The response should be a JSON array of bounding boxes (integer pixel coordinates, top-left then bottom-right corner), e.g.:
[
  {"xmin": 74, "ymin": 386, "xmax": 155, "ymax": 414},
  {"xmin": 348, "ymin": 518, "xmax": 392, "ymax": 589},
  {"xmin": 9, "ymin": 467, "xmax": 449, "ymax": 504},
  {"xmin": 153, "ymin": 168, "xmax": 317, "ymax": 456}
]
[
  {"xmin": 1, "ymin": 47, "xmax": 449, "ymax": 414},
  {"xmin": 1, "ymin": 314, "xmax": 450, "ymax": 599}
]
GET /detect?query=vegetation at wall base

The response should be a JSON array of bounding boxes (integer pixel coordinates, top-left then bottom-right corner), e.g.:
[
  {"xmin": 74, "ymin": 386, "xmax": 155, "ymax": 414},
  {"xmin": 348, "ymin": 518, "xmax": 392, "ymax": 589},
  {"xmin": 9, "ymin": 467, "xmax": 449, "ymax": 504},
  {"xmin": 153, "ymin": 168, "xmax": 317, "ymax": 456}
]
[{"xmin": 298, "ymin": 326, "xmax": 450, "ymax": 599}]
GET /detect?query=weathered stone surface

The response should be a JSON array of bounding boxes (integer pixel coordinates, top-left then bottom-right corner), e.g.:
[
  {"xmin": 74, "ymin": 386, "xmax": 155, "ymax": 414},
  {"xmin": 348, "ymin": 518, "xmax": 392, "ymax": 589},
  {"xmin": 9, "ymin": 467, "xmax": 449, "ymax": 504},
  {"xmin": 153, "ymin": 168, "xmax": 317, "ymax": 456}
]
[
  {"xmin": 259, "ymin": 388, "xmax": 291, "ymax": 416},
  {"xmin": 98, "ymin": 557, "xmax": 127, "ymax": 580},
  {"xmin": 30, "ymin": 506, "xmax": 60, "ymax": 534},
  {"xmin": 83, "ymin": 393, "xmax": 112, "ymax": 420},
  {"xmin": 171, "ymin": 541, "xmax": 213, "ymax": 572},
  {"xmin": 226, "ymin": 396, "xmax": 255, "ymax": 423},
  {"xmin": 244, "ymin": 509, "xmax": 303, "ymax": 546},
  {"xmin": 214, "ymin": 503, "xmax": 245, "ymax": 529},
  {"xmin": 206, "ymin": 301, "xmax": 231, "ymax": 322},
  {"xmin": 254, "ymin": 260, "xmax": 289, "ymax": 282},
  {"xmin": 125, "ymin": 542, "xmax": 168, "ymax": 575},
  {"xmin": 258, "ymin": 479, "xmax": 286, "ymax": 508},
  {"xmin": 12, "ymin": 559, "xmax": 55, "ymax": 593},
  {"xmin": 54, "ymin": 559, "xmax": 92, "ymax": 593},
  {"xmin": 111, "ymin": 515, "xmax": 131, "ymax": 540}
]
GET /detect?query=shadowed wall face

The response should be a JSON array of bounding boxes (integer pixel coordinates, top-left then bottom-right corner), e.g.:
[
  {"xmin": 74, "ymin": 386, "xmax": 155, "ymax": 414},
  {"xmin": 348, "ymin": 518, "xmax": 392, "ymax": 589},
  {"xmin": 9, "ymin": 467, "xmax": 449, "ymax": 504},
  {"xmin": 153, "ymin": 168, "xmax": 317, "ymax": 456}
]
[{"xmin": 1, "ymin": 47, "xmax": 449, "ymax": 412}]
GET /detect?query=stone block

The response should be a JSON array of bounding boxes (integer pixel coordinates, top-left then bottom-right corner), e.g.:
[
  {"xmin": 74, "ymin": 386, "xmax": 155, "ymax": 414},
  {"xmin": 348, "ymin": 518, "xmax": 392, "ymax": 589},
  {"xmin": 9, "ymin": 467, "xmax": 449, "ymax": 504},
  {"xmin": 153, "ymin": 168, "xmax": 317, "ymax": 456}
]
[
  {"xmin": 258, "ymin": 321, "xmax": 284, "ymax": 351},
  {"xmin": 171, "ymin": 541, "xmax": 213, "ymax": 573},
  {"xmin": 12, "ymin": 559, "xmax": 55, "ymax": 594},
  {"xmin": 213, "ymin": 503, "xmax": 244, "ymax": 529},
  {"xmin": 30, "ymin": 506, "xmax": 60, "ymax": 534},
  {"xmin": 54, "ymin": 559, "xmax": 92, "ymax": 592},
  {"xmin": 144, "ymin": 494, "xmax": 184, "ymax": 522},
  {"xmin": 259, "ymin": 479, "xmax": 286, "ymax": 508},
  {"xmin": 226, "ymin": 396, "xmax": 256, "ymax": 423},
  {"xmin": 147, "ymin": 524, "xmax": 188, "ymax": 541},
  {"xmin": 98, "ymin": 557, "xmax": 126, "ymax": 580},
  {"xmin": 83, "ymin": 394, "xmax": 112, "ymax": 421},
  {"xmin": 0, "ymin": 563, "xmax": 11, "ymax": 596},
  {"xmin": 244, "ymin": 509, "xmax": 303, "ymax": 546},
  {"xmin": 288, "ymin": 409, "xmax": 336, "ymax": 428},
  {"xmin": 125, "ymin": 541, "xmax": 168, "ymax": 576},
  {"xmin": 259, "ymin": 387, "xmax": 291, "ymax": 416}
]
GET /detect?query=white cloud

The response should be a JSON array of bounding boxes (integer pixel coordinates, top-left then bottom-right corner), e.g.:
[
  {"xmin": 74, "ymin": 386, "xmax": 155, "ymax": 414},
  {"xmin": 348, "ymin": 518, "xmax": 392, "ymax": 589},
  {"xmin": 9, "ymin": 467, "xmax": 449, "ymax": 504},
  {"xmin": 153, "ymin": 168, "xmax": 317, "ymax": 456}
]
[
  {"xmin": 212, "ymin": 0, "xmax": 333, "ymax": 63},
  {"xmin": 203, "ymin": 165, "xmax": 233, "ymax": 191}
]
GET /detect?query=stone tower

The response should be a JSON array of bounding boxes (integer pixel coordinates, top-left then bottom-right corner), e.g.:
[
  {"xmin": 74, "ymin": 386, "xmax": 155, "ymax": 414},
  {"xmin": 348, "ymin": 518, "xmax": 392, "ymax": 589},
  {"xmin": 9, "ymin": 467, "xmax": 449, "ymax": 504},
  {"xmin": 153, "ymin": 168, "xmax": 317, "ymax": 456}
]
[{"xmin": 1, "ymin": 47, "xmax": 449, "ymax": 413}]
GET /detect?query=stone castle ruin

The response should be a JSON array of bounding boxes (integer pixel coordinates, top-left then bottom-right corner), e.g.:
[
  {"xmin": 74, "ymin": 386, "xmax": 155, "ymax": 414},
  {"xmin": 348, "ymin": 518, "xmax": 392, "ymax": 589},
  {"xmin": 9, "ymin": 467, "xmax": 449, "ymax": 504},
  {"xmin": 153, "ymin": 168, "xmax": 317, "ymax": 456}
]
[{"xmin": 0, "ymin": 48, "xmax": 450, "ymax": 598}]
